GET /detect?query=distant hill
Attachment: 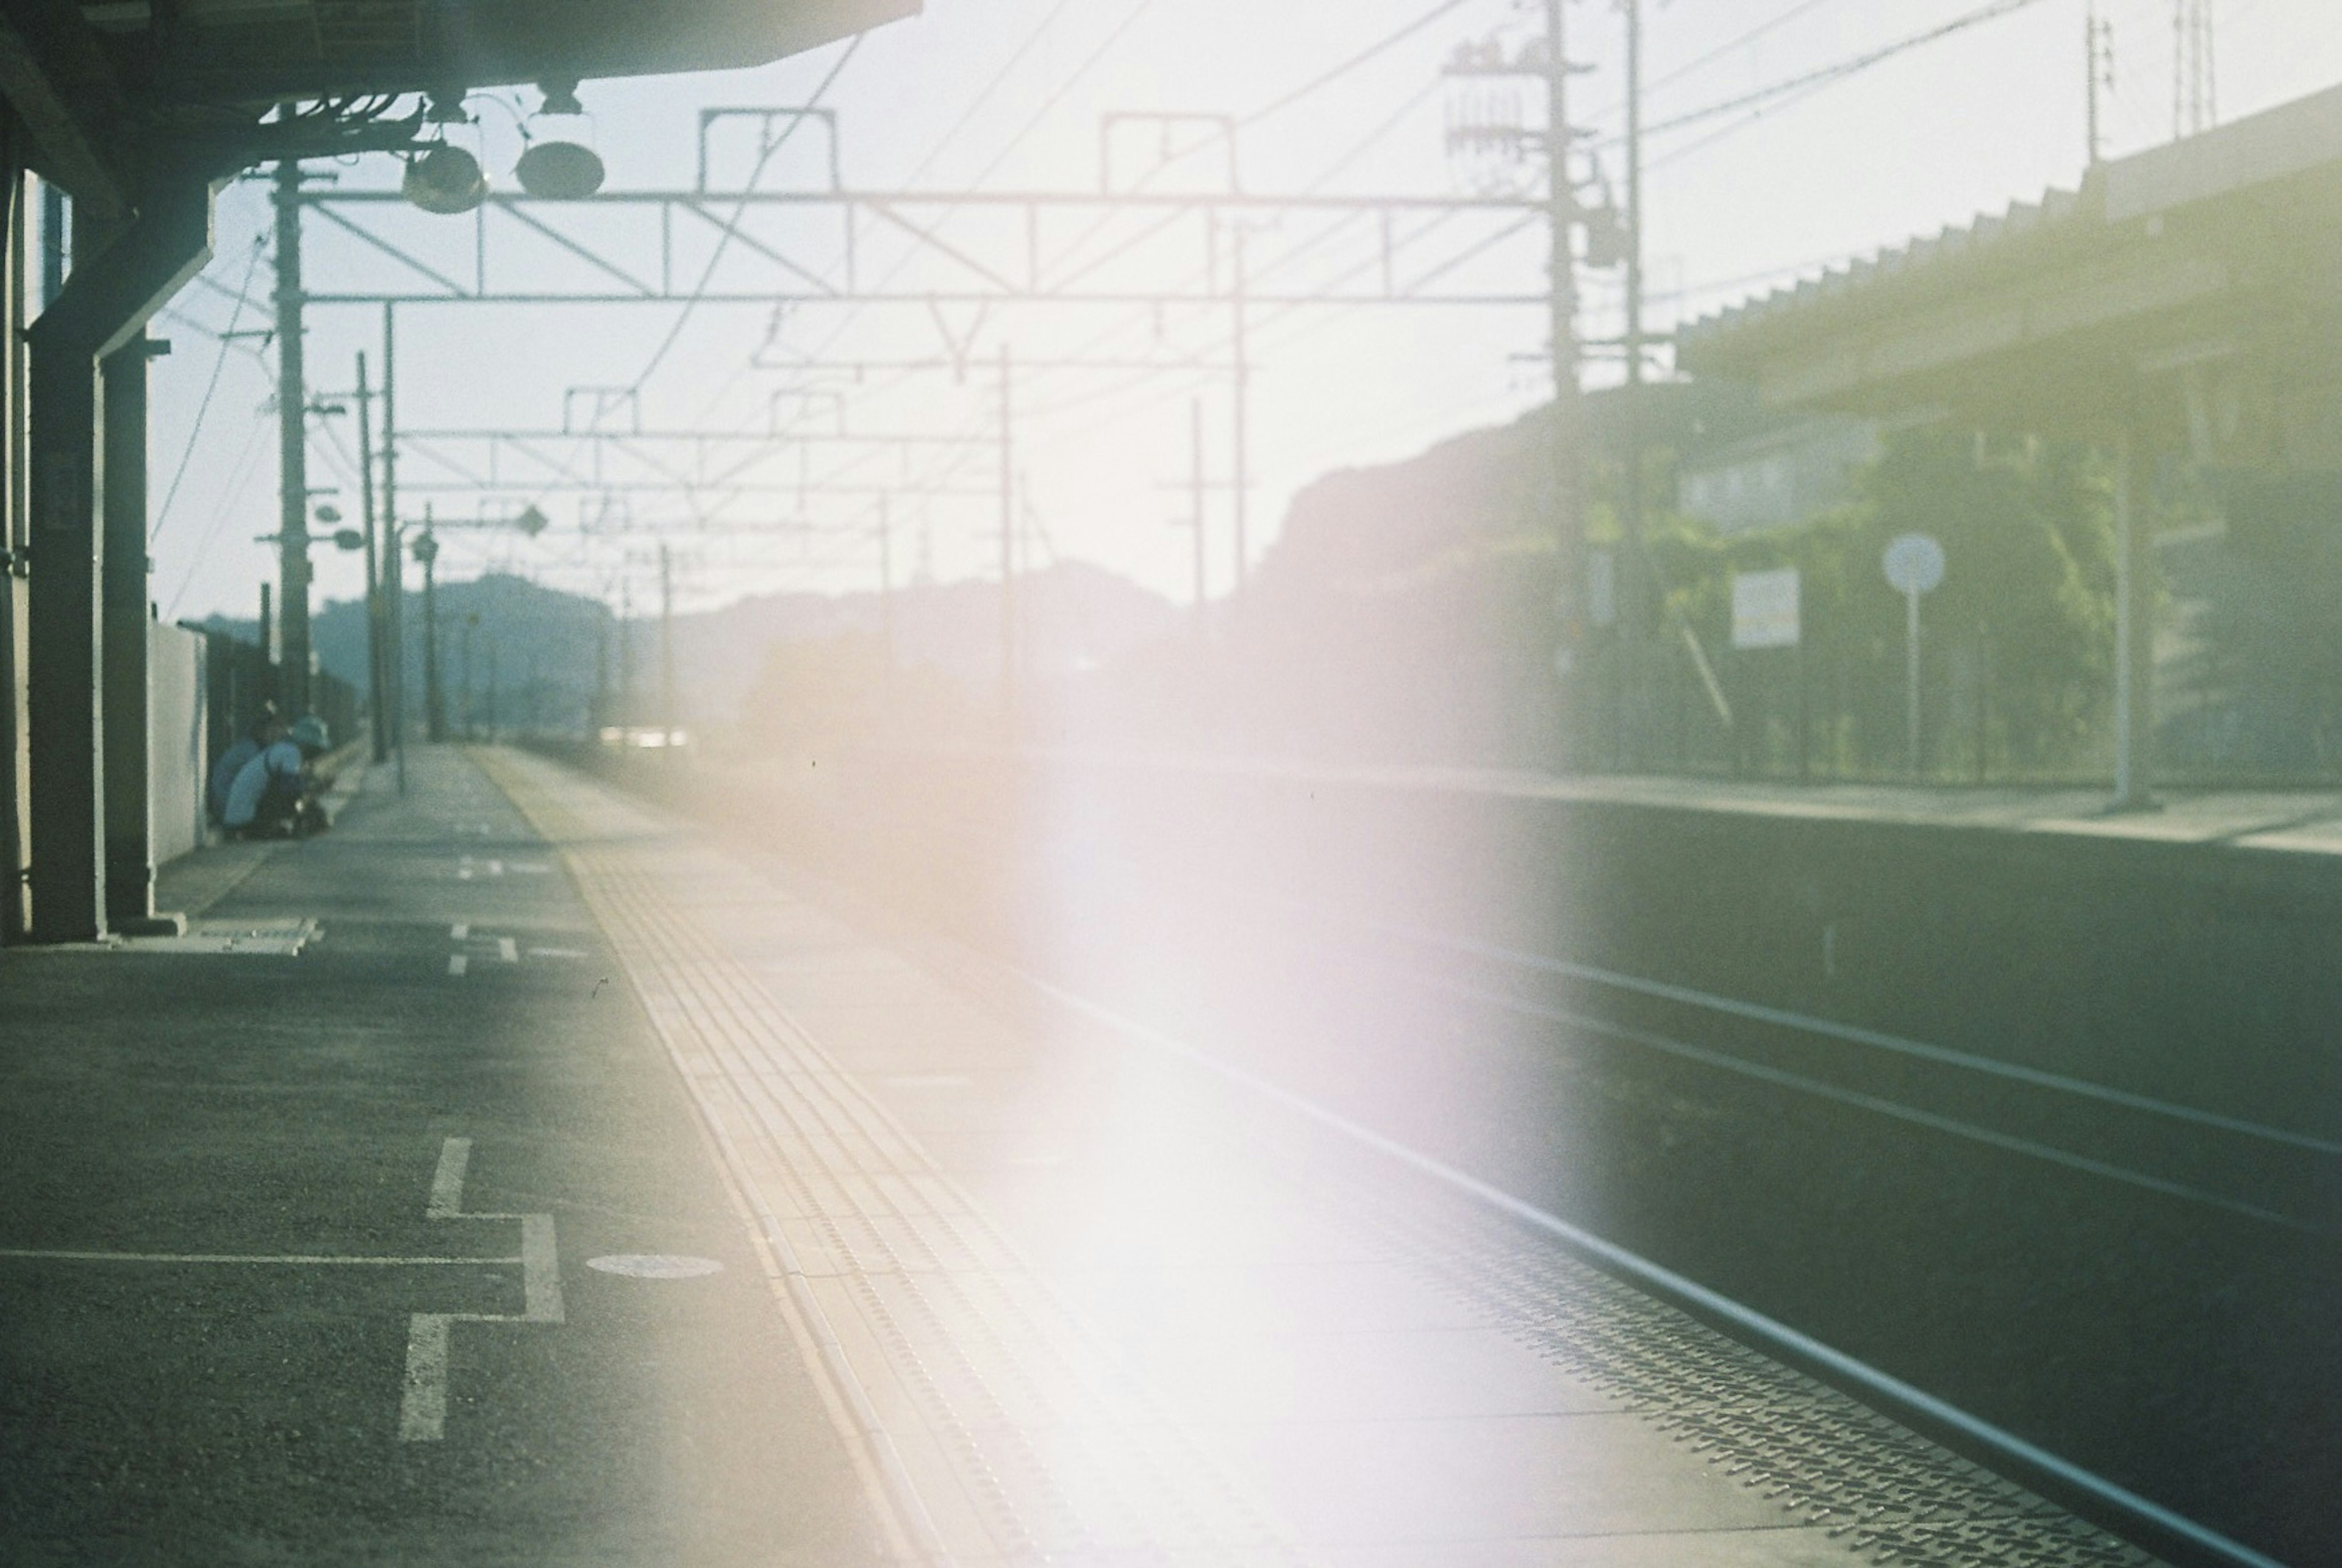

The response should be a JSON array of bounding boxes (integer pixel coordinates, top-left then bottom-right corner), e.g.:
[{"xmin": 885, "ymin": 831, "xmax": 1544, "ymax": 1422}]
[{"xmin": 200, "ymin": 560, "xmax": 1179, "ymax": 734}]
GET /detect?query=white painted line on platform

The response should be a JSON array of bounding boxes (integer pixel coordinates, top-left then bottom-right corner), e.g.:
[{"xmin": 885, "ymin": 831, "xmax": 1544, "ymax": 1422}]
[
  {"xmin": 0, "ymin": 1264, "xmax": 517, "ymax": 1273},
  {"xmin": 448, "ymin": 954, "xmax": 468, "ymax": 977},
  {"xmin": 428, "ymin": 1137, "xmax": 473, "ymax": 1220},
  {"xmin": 457, "ymin": 867, "xmax": 473, "ymax": 882},
  {"xmin": 497, "ymin": 937, "xmax": 518, "ymax": 964},
  {"xmin": 399, "ymin": 1316, "xmax": 450, "ymax": 1441},
  {"xmin": 400, "ymin": 1136, "xmax": 565, "ymax": 1443},
  {"xmin": 528, "ymin": 947, "xmax": 587, "ymax": 961},
  {"xmin": 450, "ymin": 923, "xmax": 469, "ymax": 940},
  {"xmin": 587, "ymin": 1254, "xmax": 723, "ymax": 1278}
]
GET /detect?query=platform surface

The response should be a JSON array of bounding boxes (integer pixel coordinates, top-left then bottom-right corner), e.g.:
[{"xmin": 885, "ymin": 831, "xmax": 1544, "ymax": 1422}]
[{"xmin": 0, "ymin": 746, "xmax": 2161, "ymax": 1566}]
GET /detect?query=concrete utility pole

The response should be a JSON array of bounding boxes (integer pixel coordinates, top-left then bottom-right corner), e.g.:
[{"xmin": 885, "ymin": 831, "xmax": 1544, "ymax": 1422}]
[
  {"xmin": 1190, "ymin": 396, "xmax": 1208, "ymax": 632},
  {"xmin": 417, "ymin": 518, "xmax": 443, "ymax": 742},
  {"xmin": 593, "ymin": 614, "xmax": 610, "ymax": 734},
  {"xmin": 2111, "ymin": 429, "xmax": 2155, "ymax": 809},
  {"xmin": 356, "ymin": 353, "xmax": 387, "ymax": 763},
  {"xmin": 1619, "ymin": 0, "xmax": 1649, "ymax": 768},
  {"xmin": 658, "ymin": 541, "xmax": 676, "ymax": 746},
  {"xmin": 1230, "ymin": 226, "xmax": 1250, "ymax": 590},
  {"xmin": 381, "ymin": 304, "xmax": 406, "ymax": 790},
  {"xmin": 998, "ymin": 343, "xmax": 1016, "ymax": 715},
  {"xmin": 1544, "ymin": 0, "xmax": 1586, "ymax": 740},
  {"xmin": 876, "ymin": 494, "xmax": 896, "ymax": 673},
  {"xmin": 2086, "ymin": 4, "xmax": 2115, "ymax": 166},
  {"xmin": 273, "ymin": 161, "xmax": 313, "ymax": 716}
]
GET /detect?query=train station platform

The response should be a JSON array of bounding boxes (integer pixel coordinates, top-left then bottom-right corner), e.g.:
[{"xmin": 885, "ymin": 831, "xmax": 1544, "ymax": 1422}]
[{"xmin": 0, "ymin": 747, "xmax": 2165, "ymax": 1567}]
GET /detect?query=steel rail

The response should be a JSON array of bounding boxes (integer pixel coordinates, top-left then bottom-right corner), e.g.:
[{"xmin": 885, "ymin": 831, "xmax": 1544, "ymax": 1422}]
[{"xmin": 1015, "ymin": 968, "xmax": 2292, "ymax": 1568}]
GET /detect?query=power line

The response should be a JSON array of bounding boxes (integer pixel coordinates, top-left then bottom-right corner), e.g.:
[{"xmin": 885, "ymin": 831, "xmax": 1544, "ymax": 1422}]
[
  {"xmin": 151, "ymin": 234, "xmax": 268, "ymax": 543},
  {"xmin": 1605, "ymin": 0, "xmax": 2052, "ymax": 149},
  {"xmin": 1240, "ymin": 0, "xmax": 1481, "ymax": 127},
  {"xmin": 629, "ymin": 30, "xmax": 867, "ymax": 396}
]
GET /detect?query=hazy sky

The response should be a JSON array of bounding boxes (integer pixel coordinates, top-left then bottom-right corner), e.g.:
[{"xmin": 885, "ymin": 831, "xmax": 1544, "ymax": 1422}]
[{"xmin": 142, "ymin": 0, "xmax": 2342, "ymax": 625}]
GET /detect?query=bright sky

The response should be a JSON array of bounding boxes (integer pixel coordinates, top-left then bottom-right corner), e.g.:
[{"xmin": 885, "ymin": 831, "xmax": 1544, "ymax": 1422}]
[{"xmin": 143, "ymin": 0, "xmax": 2342, "ymax": 625}]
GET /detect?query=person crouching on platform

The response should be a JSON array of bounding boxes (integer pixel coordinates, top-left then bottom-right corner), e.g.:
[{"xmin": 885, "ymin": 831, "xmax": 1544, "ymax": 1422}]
[
  {"xmin": 221, "ymin": 715, "xmax": 334, "ymax": 840},
  {"xmin": 207, "ymin": 705, "xmax": 281, "ymax": 827}
]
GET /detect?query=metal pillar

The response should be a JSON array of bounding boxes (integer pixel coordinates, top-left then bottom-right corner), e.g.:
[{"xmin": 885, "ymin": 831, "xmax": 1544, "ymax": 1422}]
[
  {"xmin": 2111, "ymin": 428, "xmax": 2155, "ymax": 809},
  {"xmin": 273, "ymin": 161, "xmax": 312, "ymax": 717},
  {"xmin": 24, "ymin": 178, "xmax": 210, "ymax": 943},
  {"xmin": 101, "ymin": 334, "xmax": 175, "ymax": 933}
]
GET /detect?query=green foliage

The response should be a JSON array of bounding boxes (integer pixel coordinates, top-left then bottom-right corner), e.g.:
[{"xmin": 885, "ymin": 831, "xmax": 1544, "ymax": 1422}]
[{"xmin": 1622, "ymin": 428, "xmax": 2116, "ymax": 777}]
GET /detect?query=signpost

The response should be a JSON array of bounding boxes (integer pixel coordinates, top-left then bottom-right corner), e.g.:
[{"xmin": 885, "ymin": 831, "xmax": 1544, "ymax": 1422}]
[
  {"xmin": 1730, "ymin": 568, "xmax": 1800, "ymax": 651},
  {"xmin": 1882, "ymin": 533, "xmax": 1947, "ymax": 779}
]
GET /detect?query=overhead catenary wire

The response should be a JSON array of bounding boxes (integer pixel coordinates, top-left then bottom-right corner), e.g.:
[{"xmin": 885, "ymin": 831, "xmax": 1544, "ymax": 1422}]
[{"xmin": 151, "ymin": 234, "xmax": 270, "ymax": 543}]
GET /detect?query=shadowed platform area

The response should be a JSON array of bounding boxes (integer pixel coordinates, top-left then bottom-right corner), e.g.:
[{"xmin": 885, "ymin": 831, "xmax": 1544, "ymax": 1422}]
[{"xmin": 0, "ymin": 746, "xmax": 2161, "ymax": 1567}]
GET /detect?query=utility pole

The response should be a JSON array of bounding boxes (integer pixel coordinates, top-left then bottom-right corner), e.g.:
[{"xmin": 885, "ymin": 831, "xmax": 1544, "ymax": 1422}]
[
  {"xmin": 1619, "ymin": 0, "xmax": 1649, "ymax": 768},
  {"xmin": 417, "ymin": 516, "xmax": 443, "ymax": 743},
  {"xmin": 658, "ymin": 540, "xmax": 676, "ymax": 747},
  {"xmin": 273, "ymin": 160, "xmax": 313, "ymax": 716},
  {"xmin": 617, "ymin": 575, "xmax": 634, "ymax": 733},
  {"xmin": 356, "ymin": 353, "xmax": 387, "ymax": 763},
  {"xmin": 876, "ymin": 494, "xmax": 896, "ymax": 673},
  {"xmin": 1189, "ymin": 396, "xmax": 1208, "ymax": 634},
  {"xmin": 1230, "ymin": 226, "xmax": 1251, "ymax": 590},
  {"xmin": 594, "ymin": 613, "xmax": 610, "ymax": 735},
  {"xmin": 2086, "ymin": 4, "xmax": 2115, "ymax": 166},
  {"xmin": 459, "ymin": 614, "xmax": 475, "ymax": 739},
  {"xmin": 381, "ymin": 304, "xmax": 405, "ymax": 790},
  {"xmin": 2174, "ymin": 0, "xmax": 2215, "ymax": 140},
  {"xmin": 1544, "ymin": 0, "xmax": 1586, "ymax": 759},
  {"xmin": 998, "ymin": 343, "xmax": 1017, "ymax": 716},
  {"xmin": 259, "ymin": 581, "xmax": 274, "ymax": 676}
]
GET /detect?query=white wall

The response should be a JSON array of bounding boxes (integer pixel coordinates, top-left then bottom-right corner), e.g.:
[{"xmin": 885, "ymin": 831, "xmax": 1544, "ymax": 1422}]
[{"xmin": 149, "ymin": 621, "xmax": 207, "ymax": 867}]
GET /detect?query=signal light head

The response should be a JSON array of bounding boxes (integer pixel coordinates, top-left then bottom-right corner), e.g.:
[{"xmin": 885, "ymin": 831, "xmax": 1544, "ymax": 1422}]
[
  {"xmin": 515, "ymin": 141, "xmax": 605, "ymax": 200},
  {"xmin": 403, "ymin": 143, "xmax": 488, "ymax": 216}
]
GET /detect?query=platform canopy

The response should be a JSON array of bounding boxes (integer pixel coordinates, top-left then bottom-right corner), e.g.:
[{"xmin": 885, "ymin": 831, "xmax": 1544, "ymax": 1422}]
[
  {"xmin": 1675, "ymin": 83, "xmax": 2342, "ymax": 469},
  {"xmin": 0, "ymin": 0, "xmax": 917, "ymax": 204}
]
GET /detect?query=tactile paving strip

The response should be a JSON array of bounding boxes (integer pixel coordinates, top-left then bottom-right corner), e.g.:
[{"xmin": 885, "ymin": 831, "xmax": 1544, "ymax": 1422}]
[
  {"xmin": 489, "ymin": 748, "xmax": 2165, "ymax": 1568},
  {"xmin": 1310, "ymin": 1167, "xmax": 2164, "ymax": 1568},
  {"xmin": 482, "ymin": 749, "xmax": 1311, "ymax": 1568}
]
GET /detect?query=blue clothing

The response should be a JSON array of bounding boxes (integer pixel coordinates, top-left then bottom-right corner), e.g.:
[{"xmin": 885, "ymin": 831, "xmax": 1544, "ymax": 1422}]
[
  {"xmin": 208, "ymin": 738, "xmax": 260, "ymax": 822},
  {"xmin": 224, "ymin": 740, "xmax": 304, "ymax": 830}
]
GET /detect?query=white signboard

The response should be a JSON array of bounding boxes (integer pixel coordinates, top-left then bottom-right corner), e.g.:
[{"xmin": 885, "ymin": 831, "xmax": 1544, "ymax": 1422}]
[
  {"xmin": 1883, "ymin": 532, "xmax": 1947, "ymax": 596},
  {"xmin": 1731, "ymin": 567, "xmax": 1801, "ymax": 650},
  {"xmin": 1587, "ymin": 548, "xmax": 1617, "ymax": 629}
]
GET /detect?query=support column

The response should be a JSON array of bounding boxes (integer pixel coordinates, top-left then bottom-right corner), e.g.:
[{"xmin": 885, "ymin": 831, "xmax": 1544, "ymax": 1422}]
[
  {"xmin": 24, "ymin": 177, "xmax": 210, "ymax": 943},
  {"xmin": 101, "ymin": 333, "xmax": 176, "ymax": 933},
  {"xmin": 2111, "ymin": 425, "xmax": 2156, "ymax": 811},
  {"xmin": 25, "ymin": 287, "xmax": 101, "ymax": 940},
  {"xmin": 273, "ymin": 161, "xmax": 311, "ymax": 717}
]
